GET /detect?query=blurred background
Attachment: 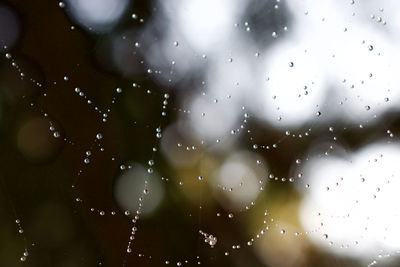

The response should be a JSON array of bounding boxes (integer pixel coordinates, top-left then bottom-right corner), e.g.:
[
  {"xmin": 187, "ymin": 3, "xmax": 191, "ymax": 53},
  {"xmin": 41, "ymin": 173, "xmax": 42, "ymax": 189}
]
[{"xmin": 1, "ymin": 0, "xmax": 400, "ymax": 266}]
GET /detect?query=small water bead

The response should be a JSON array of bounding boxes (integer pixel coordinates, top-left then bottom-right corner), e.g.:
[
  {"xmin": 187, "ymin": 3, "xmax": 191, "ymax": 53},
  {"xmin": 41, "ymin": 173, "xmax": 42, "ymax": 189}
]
[
  {"xmin": 228, "ymin": 213, "xmax": 234, "ymax": 218},
  {"xmin": 58, "ymin": 1, "xmax": 65, "ymax": 8},
  {"xmin": 116, "ymin": 87, "xmax": 122, "ymax": 93},
  {"xmin": 148, "ymin": 160, "xmax": 154, "ymax": 166},
  {"xmin": 143, "ymin": 189, "xmax": 149, "ymax": 195},
  {"xmin": 96, "ymin": 133, "xmax": 103, "ymax": 140},
  {"xmin": 365, "ymin": 105, "xmax": 371, "ymax": 111},
  {"xmin": 198, "ymin": 176, "xmax": 203, "ymax": 181},
  {"xmin": 368, "ymin": 45, "xmax": 374, "ymax": 51},
  {"xmin": 280, "ymin": 229, "xmax": 286, "ymax": 234},
  {"xmin": 84, "ymin": 158, "xmax": 90, "ymax": 164},
  {"xmin": 5, "ymin": 53, "xmax": 12, "ymax": 59},
  {"xmin": 156, "ymin": 133, "xmax": 162, "ymax": 138},
  {"xmin": 295, "ymin": 159, "xmax": 301, "ymax": 165},
  {"xmin": 53, "ymin": 131, "xmax": 60, "ymax": 138},
  {"xmin": 316, "ymin": 111, "xmax": 322, "ymax": 117},
  {"xmin": 288, "ymin": 62, "xmax": 294, "ymax": 67},
  {"xmin": 173, "ymin": 41, "xmax": 179, "ymax": 47},
  {"xmin": 323, "ymin": 234, "xmax": 328, "ymax": 239}
]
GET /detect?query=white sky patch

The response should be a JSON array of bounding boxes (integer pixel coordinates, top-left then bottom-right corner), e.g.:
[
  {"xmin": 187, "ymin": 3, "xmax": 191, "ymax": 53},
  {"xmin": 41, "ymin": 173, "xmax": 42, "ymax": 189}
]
[
  {"xmin": 66, "ymin": 0, "xmax": 129, "ymax": 32},
  {"xmin": 299, "ymin": 142, "xmax": 400, "ymax": 261},
  {"xmin": 161, "ymin": 0, "xmax": 244, "ymax": 53},
  {"xmin": 258, "ymin": 0, "xmax": 400, "ymax": 127}
]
